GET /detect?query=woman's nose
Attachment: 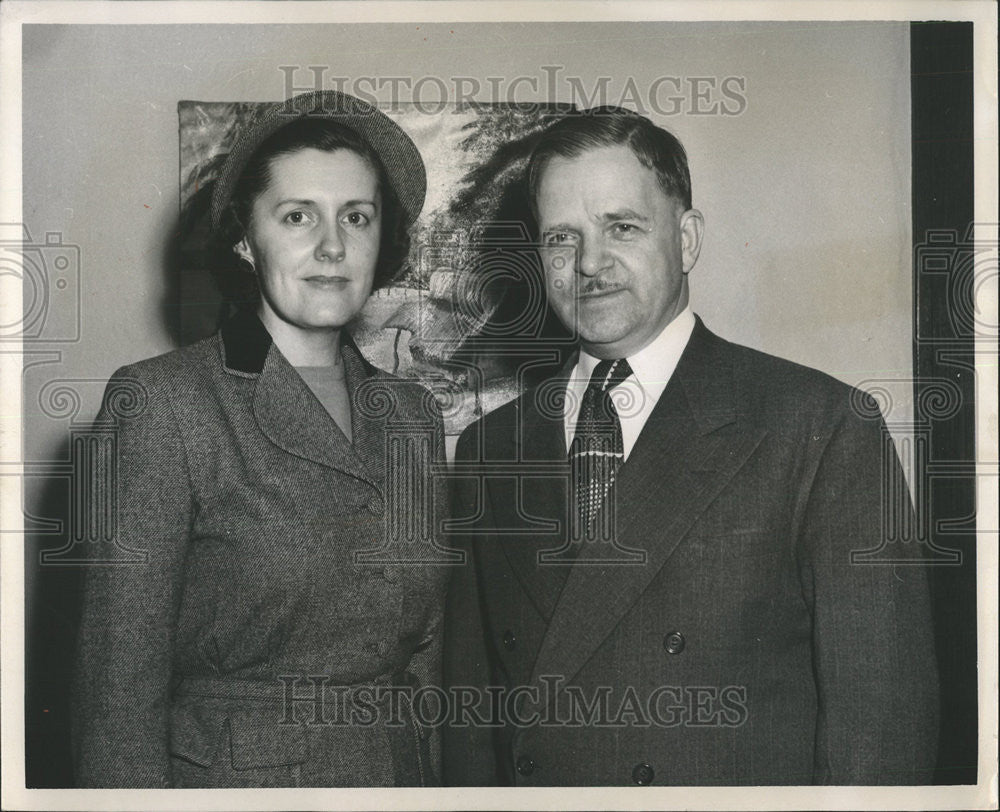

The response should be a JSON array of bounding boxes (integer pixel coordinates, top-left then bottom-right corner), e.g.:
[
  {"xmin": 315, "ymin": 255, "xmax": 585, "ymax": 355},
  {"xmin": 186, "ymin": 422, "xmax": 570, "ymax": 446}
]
[{"xmin": 315, "ymin": 223, "xmax": 346, "ymax": 262}]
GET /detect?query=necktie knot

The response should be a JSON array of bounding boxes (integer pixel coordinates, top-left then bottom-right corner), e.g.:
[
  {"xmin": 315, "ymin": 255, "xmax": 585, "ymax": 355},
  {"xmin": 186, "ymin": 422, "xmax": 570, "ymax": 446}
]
[{"xmin": 588, "ymin": 358, "xmax": 633, "ymax": 394}]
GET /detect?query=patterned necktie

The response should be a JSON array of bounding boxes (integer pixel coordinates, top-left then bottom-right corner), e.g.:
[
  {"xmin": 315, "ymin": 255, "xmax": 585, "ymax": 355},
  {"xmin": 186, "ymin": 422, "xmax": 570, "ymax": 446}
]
[{"xmin": 569, "ymin": 358, "xmax": 633, "ymax": 541}]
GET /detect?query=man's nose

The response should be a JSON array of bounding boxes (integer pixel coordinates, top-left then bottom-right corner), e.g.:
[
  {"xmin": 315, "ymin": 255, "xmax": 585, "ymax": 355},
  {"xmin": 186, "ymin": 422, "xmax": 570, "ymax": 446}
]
[
  {"xmin": 577, "ymin": 236, "xmax": 610, "ymax": 277},
  {"xmin": 316, "ymin": 222, "xmax": 346, "ymax": 262}
]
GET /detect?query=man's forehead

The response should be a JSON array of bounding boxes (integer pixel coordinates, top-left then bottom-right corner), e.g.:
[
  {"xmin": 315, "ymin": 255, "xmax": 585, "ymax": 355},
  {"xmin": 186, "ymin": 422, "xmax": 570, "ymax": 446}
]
[
  {"xmin": 536, "ymin": 145, "xmax": 667, "ymax": 219},
  {"xmin": 541, "ymin": 143, "xmax": 650, "ymax": 177}
]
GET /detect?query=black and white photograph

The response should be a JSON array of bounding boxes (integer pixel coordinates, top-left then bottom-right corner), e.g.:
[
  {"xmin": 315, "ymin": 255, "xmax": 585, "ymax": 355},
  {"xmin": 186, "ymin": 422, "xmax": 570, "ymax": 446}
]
[{"xmin": 0, "ymin": 2, "xmax": 996, "ymax": 810}]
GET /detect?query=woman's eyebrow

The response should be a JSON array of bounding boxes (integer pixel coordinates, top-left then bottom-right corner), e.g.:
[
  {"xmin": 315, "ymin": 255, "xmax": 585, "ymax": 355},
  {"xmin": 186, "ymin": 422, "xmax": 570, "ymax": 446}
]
[
  {"xmin": 271, "ymin": 197, "xmax": 316, "ymax": 210},
  {"xmin": 271, "ymin": 197, "xmax": 378, "ymax": 209}
]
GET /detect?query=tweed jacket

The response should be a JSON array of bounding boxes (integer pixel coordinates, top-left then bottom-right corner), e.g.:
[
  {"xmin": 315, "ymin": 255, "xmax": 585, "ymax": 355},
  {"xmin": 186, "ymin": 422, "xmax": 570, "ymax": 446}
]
[
  {"xmin": 442, "ymin": 317, "xmax": 939, "ymax": 786},
  {"xmin": 72, "ymin": 308, "xmax": 449, "ymax": 788}
]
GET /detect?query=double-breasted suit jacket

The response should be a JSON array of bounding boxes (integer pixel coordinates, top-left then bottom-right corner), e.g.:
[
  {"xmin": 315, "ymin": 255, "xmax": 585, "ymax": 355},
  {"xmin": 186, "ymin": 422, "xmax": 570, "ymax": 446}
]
[
  {"xmin": 443, "ymin": 317, "xmax": 939, "ymax": 786},
  {"xmin": 72, "ymin": 308, "xmax": 449, "ymax": 788}
]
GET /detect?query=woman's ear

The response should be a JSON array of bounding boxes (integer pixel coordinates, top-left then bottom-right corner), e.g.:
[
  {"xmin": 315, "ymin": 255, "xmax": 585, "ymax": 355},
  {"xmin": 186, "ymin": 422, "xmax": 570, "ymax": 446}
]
[{"xmin": 233, "ymin": 237, "xmax": 256, "ymax": 273}]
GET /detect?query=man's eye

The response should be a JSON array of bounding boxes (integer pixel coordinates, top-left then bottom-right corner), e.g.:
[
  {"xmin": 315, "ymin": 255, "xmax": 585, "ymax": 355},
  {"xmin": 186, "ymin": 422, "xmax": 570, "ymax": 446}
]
[
  {"xmin": 343, "ymin": 211, "xmax": 370, "ymax": 227},
  {"xmin": 544, "ymin": 232, "xmax": 575, "ymax": 245},
  {"xmin": 613, "ymin": 223, "xmax": 638, "ymax": 235}
]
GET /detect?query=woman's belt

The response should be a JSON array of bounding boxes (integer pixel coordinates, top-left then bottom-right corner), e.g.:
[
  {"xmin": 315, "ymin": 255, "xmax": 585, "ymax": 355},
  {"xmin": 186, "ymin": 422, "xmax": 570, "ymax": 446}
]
[{"xmin": 174, "ymin": 671, "xmax": 420, "ymax": 704}]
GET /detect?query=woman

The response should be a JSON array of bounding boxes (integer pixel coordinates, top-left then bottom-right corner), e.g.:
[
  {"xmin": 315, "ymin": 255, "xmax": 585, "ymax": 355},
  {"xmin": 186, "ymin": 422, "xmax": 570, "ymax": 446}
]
[{"xmin": 72, "ymin": 90, "xmax": 448, "ymax": 788}]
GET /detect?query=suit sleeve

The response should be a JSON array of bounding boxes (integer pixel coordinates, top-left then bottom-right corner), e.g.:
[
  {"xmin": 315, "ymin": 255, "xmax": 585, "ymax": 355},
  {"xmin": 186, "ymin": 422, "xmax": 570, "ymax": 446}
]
[
  {"xmin": 442, "ymin": 422, "xmax": 504, "ymax": 786},
  {"xmin": 797, "ymin": 394, "xmax": 939, "ymax": 784},
  {"xmin": 71, "ymin": 365, "xmax": 194, "ymax": 787},
  {"xmin": 404, "ymin": 399, "xmax": 448, "ymax": 783}
]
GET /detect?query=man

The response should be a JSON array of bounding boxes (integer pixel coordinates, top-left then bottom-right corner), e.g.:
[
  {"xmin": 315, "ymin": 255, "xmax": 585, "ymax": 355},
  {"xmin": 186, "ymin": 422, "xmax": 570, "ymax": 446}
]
[{"xmin": 442, "ymin": 107, "xmax": 939, "ymax": 786}]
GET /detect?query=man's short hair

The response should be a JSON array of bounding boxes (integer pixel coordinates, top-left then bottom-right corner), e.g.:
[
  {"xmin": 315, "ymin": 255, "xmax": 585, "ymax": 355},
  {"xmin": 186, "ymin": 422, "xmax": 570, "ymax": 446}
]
[{"xmin": 527, "ymin": 105, "xmax": 693, "ymax": 213}]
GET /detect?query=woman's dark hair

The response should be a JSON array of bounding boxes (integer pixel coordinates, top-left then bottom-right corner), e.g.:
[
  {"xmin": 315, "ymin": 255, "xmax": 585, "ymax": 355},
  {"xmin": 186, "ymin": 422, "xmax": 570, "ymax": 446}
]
[{"xmin": 220, "ymin": 116, "xmax": 411, "ymax": 292}]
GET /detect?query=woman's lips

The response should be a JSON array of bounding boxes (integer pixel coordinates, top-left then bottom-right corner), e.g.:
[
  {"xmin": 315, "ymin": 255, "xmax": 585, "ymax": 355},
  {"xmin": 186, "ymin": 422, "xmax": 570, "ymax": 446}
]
[{"xmin": 303, "ymin": 275, "xmax": 349, "ymax": 288}]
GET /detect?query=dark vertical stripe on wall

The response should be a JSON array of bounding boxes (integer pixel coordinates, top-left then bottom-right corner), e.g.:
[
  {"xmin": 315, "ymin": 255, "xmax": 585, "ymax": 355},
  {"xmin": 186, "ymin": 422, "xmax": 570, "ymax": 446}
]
[{"xmin": 910, "ymin": 21, "xmax": 977, "ymax": 786}]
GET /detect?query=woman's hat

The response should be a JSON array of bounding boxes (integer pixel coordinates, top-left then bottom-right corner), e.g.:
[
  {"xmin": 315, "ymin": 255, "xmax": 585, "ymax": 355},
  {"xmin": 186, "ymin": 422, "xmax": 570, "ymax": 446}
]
[{"xmin": 210, "ymin": 90, "xmax": 426, "ymax": 231}]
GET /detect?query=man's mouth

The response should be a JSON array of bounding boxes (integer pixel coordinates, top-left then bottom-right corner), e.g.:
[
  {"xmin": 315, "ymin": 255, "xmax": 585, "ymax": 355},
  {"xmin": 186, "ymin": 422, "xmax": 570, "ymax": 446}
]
[{"xmin": 577, "ymin": 283, "xmax": 625, "ymax": 300}]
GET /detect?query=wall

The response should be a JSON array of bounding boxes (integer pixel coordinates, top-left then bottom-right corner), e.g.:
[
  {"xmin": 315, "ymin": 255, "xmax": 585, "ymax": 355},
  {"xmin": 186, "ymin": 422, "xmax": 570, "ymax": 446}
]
[
  {"xmin": 20, "ymin": 21, "xmax": 912, "ymax": 783},
  {"xmin": 21, "ymin": 21, "xmax": 913, "ymax": 464}
]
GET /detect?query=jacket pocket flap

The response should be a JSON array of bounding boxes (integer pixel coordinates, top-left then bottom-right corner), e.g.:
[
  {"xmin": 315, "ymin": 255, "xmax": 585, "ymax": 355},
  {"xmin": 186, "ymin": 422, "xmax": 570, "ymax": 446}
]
[
  {"xmin": 228, "ymin": 707, "xmax": 308, "ymax": 770},
  {"xmin": 169, "ymin": 698, "xmax": 226, "ymax": 767}
]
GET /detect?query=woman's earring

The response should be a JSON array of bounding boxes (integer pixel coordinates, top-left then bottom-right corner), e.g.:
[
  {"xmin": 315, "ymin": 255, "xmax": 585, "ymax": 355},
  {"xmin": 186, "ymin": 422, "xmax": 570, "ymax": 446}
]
[{"xmin": 233, "ymin": 243, "xmax": 256, "ymax": 274}]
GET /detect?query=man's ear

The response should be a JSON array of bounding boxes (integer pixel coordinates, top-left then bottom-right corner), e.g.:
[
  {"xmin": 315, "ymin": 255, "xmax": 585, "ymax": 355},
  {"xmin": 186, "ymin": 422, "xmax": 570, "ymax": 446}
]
[{"xmin": 679, "ymin": 208, "xmax": 705, "ymax": 274}]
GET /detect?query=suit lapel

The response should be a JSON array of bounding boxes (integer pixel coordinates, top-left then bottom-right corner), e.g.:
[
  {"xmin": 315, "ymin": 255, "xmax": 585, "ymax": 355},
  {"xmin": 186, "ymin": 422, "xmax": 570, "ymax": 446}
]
[
  {"xmin": 529, "ymin": 320, "xmax": 768, "ymax": 686},
  {"xmin": 253, "ymin": 345, "xmax": 381, "ymax": 490},
  {"xmin": 220, "ymin": 308, "xmax": 382, "ymax": 490},
  {"xmin": 493, "ymin": 362, "xmax": 574, "ymax": 622},
  {"xmin": 341, "ymin": 336, "xmax": 388, "ymax": 488}
]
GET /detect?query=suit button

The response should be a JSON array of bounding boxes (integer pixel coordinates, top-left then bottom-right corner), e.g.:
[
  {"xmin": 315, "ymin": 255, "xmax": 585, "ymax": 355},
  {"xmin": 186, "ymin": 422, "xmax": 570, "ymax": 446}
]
[
  {"xmin": 502, "ymin": 629, "xmax": 516, "ymax": 651},
  {"xmin": 367, "ymin": 497, "xmax": 384, "ymax": 515},
  {"xmin": 516, "ymin": 755, "xmax": 535, "ymax": 776},
  {"xmin": 376, "ymin": 639, "xmax": 392, "ymax": 658},
  {"xmin": 382, "ymin": 565, "xmax": 400, "ymax": 583},
  {"xmin": 632, "ymin": 762, "xmax": 654, "ymax": 785},
  {"xmin": 663, "ymin": 631, "xmax": 685, "ymax": 654}
]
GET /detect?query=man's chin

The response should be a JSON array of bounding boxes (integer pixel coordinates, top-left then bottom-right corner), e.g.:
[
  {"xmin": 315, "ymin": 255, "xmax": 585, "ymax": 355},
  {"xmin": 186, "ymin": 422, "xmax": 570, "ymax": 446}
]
[{"xmin": 577, "ymin": 327, "xmax": 636, "ymax": 355}]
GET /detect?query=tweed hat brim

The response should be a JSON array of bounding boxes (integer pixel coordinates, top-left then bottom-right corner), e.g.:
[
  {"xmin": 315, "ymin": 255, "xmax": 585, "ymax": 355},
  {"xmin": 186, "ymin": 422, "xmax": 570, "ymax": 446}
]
[{"xmin": 210, "ymin": 90, "xmax": 426, "ymax": 232}]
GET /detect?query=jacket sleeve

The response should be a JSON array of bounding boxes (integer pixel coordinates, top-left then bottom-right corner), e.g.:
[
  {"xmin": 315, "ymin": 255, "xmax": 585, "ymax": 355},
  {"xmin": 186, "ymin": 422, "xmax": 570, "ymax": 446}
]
[
  {"xmin": 404, "ymin": 398, "xmax": 448, "ymax": 784},
  {"xmin": 797, "ymin": 393, "xmax": 939, "ymax": 784},
  {"xmin": 441, "ymin": 422, "xmax": 504, "ymax": 786},
  {"xmin": 71, "ymin": 364, "xmax": 194, "ymax": 787}
]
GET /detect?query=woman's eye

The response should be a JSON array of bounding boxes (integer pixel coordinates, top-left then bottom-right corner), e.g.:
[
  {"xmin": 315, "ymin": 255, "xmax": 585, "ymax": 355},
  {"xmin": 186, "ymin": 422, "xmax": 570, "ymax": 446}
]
[
  {"xmin": 342, "ymin": 211, "xmax": 370, "ymax": 227},
  {"xmin": 283, "ymin": 210, "xmax": 311, "ymax": 226}
]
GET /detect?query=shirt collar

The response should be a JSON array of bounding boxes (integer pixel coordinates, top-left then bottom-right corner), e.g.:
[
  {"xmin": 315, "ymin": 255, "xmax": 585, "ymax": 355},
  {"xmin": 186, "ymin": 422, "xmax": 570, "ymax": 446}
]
[{"xmin": 575, "ymin": 306, "xmax": 696, "ymax": 399}]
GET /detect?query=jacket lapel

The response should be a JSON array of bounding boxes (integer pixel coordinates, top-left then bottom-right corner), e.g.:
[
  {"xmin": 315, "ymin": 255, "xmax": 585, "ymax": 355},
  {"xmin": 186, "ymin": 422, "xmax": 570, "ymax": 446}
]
[
  {"xmin": 340, "ymin": 335, "xmax": 388, "ymax": 488},
  {"xmin": 221, "ymin": 308, "xmax": 382, "ymax": 491},
  {"xmin": 492, "ymin": 360, "xmax": 575, "ymax": 622},
  {"xmin": 529, "ymin": 319, "xmax": 768, "ymax": 686}
]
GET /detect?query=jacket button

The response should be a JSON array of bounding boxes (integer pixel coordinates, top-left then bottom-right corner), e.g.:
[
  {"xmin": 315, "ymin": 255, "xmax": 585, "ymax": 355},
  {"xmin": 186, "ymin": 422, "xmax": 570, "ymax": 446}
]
[
  {"xmin": 376, "ymin": 639, "xmax": 392, "ymax": 658},
  {"xmin": 502, "ymin": 629, "xmax": 516, "ymax": 651},
  {"xmin": 516, "ymin": 755, "xmax": 535, "ymax": 776},
  {"xmin": 367, "ymin": 497, "xmax": 384, "ymax": 515},
  {"xmin": 382, "ymin": 565, "xmax": 400, "ymax": 583},
  {"xmin": 632, "ymin": 762, "xmax": 654, "ymax": 785},
  {"xmin": 663, "ymin": 631, "xmax": 685, "ymax": 654}
]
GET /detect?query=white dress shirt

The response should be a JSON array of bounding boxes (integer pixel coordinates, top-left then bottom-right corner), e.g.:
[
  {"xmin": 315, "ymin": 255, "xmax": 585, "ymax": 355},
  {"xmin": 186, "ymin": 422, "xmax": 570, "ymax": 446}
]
[{"xmin": 563, "ymin": 307, "xmax": 696, "ymax": 461}]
